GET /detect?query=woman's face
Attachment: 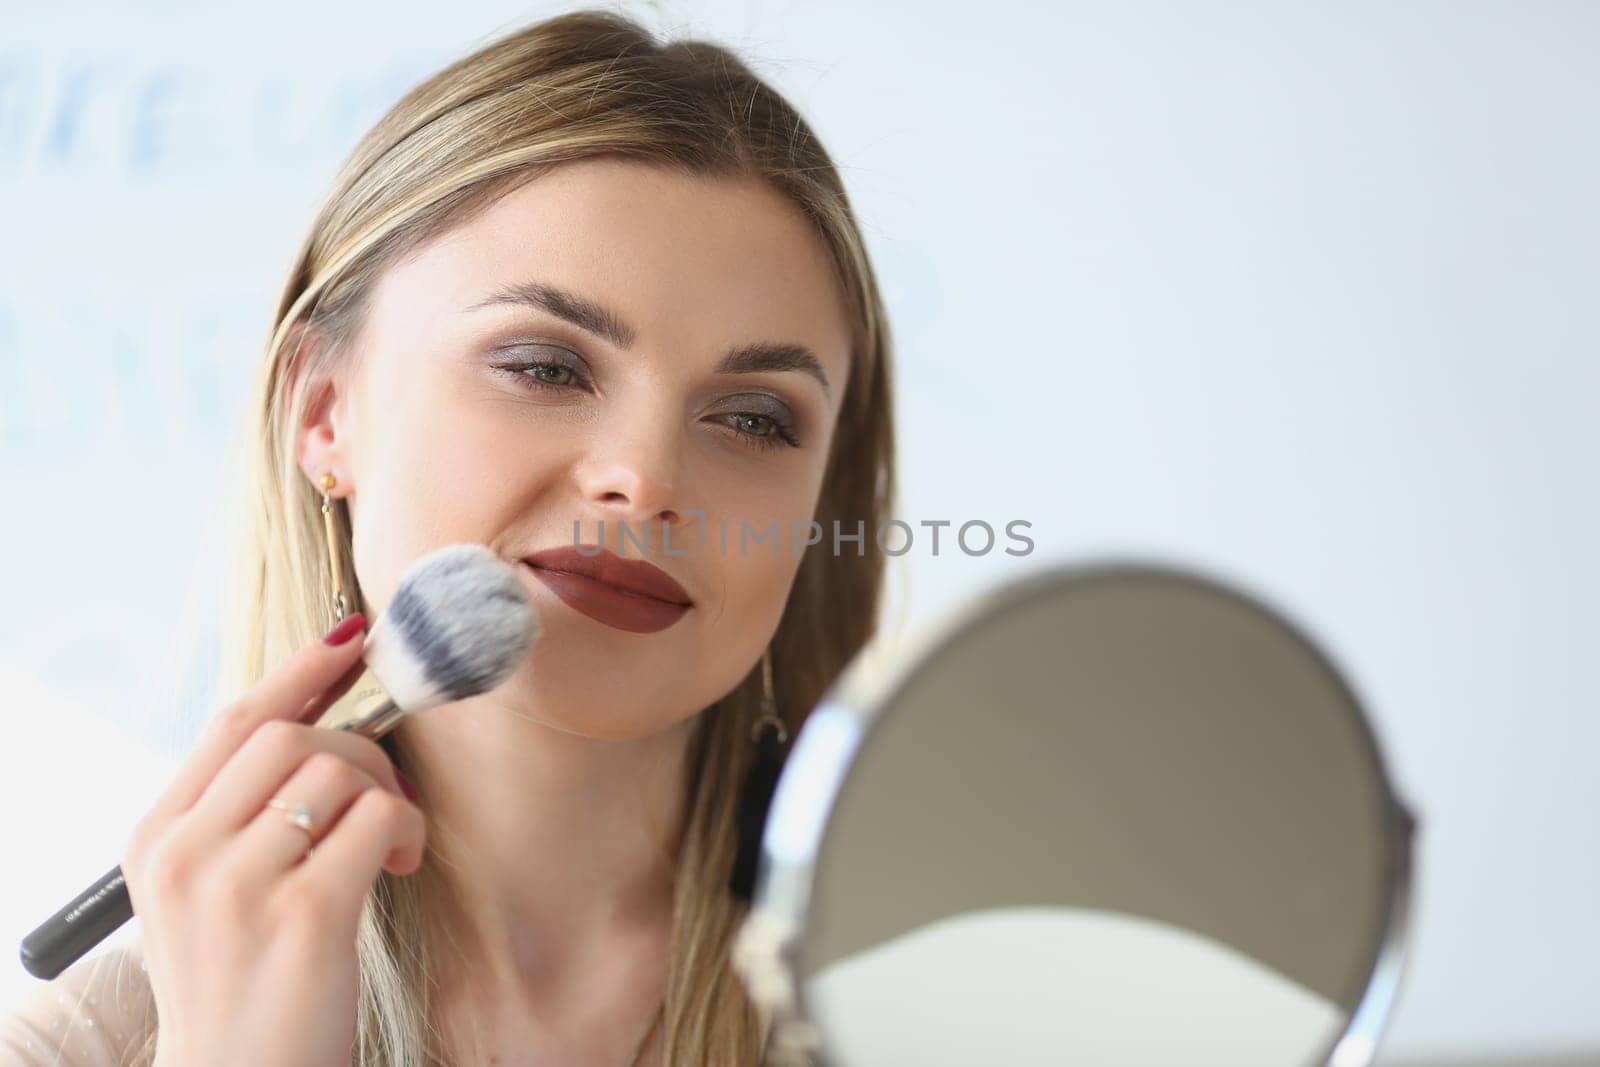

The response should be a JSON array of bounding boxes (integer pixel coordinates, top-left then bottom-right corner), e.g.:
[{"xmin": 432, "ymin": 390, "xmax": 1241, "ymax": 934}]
[{"xmin": 298, "ymin": 158, "xmax": 853, "ymax": 739}]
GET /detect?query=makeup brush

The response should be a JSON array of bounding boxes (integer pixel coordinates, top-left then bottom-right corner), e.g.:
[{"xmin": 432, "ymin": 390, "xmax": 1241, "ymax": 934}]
[{"xmin": 18, "ymin": 543, "xmax": 540, "ymax": 981}]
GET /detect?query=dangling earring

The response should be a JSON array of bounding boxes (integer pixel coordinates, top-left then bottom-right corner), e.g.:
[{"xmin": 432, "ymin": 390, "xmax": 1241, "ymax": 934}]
[
  {"xmin": 319, "ymin": 472, "xmax": 352, "ymax": 627},
  {"xmin": 730, "ymin": 645, "xmax": 790, "ymax": 902}
]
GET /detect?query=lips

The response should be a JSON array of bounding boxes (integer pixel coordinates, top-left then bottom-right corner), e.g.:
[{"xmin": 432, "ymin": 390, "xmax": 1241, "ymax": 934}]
[
  {"xmin": 522, "ymin": 545, "xmax": 692, "ymax": 634},
  {"xmin": 524, "ymin": 545, "xmax": 692, "ymax": 603}
]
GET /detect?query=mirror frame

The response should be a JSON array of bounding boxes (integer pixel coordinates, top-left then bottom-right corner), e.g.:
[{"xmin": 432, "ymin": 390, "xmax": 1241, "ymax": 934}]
[{"xmin": 732, "ymin": 558, "xmax": 1418, "ymax": 1067}]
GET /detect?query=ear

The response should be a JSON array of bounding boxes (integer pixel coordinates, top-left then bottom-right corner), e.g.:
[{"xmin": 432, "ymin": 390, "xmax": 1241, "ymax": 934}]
[{"xmin": 288, "ymin": 320, "xmax": 355, "ymax": 496}]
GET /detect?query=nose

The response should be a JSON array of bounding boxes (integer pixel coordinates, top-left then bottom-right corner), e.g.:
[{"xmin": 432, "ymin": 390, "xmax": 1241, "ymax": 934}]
[{"xmin": 573, "ymin": 417, "xmax": 696, "ymax": 549}]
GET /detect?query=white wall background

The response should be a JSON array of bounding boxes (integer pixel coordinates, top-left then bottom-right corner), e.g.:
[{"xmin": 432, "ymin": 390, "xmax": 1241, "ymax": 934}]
[{"xmin": 1, "ymin": 2, "xmax": 1595, "ymax": 1063}]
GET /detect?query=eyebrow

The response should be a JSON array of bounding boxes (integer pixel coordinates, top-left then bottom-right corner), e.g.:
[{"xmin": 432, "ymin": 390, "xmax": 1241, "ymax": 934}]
[{"xmin": 464, "ymin": 280, "xmax": 832, "ymax": 396}]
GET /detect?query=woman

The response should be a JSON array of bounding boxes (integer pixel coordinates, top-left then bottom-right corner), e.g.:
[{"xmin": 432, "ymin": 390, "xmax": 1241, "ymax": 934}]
[{"xmin": 1, "ymin": 9, "xmax": 895, "ymax": 1065}]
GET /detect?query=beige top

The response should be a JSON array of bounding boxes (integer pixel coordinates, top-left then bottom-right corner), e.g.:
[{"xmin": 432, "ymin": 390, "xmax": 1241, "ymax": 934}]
[{"xmin": 0, "ymin": 941, "xmax": 158, "ymax": 1066}]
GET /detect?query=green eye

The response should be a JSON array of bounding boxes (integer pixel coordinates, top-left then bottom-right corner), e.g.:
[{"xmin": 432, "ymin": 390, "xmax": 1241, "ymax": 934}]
[
  {"xmin": 529, "ymin": 364, "xmax": 574, "ymax": 386},
  {"xmin": 719, "ymin": 409, "xmax": 800, "ymax": 452}
]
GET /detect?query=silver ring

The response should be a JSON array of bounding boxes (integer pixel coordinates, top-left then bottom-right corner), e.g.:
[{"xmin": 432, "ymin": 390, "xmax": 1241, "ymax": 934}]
[{"xmin": 266, "ymin": 797, "xmax": 318, "ymax": 856}]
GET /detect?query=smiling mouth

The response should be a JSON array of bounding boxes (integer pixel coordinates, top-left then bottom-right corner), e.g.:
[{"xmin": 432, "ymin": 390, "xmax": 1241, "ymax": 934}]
[
  {"xmin": 521, "ymin": 543, "xmax": 694, "ymax": 606},
  {"xmin": 526, "ymin": 562, "xmax": 687, "ymax": 605},
  {"xmin": 519, "ymin": 560, "xmax": 693, "ymax": 635}
]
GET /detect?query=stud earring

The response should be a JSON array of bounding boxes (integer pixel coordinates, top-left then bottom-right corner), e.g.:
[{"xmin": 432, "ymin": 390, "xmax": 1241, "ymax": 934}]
[
  {"xmin": 730, "ymin": 645, "xmax": 790, "ymax": 902},
  {"xmin": 319, "ymin": 472, "xmax": 352, "ymax": 627}
]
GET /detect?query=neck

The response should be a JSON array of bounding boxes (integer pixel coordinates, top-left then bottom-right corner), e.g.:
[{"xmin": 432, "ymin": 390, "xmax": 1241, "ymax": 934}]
[{"xmin": 394, "ymin": 696, "xmax": 699, "ymax": 1001}]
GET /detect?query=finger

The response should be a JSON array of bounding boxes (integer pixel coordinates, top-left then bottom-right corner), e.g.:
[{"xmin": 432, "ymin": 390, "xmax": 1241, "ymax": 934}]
[
  {"xmin": 184, "ymin": 720, "xmax": 406, "ymax": 843},
  {"xmin": 152, "ymin": 615, "xmax": 368, "ymax": 819},
  {"xmin": 300, "ymin": 654, "xmax": 371, "ymax": 724},
  {"xmin": 224, "ymin": 752, "xmax": 388, "ymax": 884},
  {"xmin": 285, "ymin": 788, "xmax": 426, "ymax": 919}
]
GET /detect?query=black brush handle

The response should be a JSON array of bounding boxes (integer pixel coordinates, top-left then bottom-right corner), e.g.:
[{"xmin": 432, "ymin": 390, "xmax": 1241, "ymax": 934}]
[
  {"xmin": 18, "ymin": 704, "xmax": 401, "ymax": 980},
  {"xmin": 19, "ymin": 865, "xmax": 132, "ymax": 980}
]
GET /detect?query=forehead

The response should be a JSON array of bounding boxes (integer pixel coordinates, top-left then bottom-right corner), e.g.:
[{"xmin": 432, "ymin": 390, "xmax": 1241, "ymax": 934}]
[{"xmin": 365, "ymin": 158, "xmax": 854, "ymax": 394}]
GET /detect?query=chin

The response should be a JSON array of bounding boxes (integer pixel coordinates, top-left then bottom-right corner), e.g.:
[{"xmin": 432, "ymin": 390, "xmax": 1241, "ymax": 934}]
[{"xmin": 498, "ymin": 657, "xmax": 705, "ymax": 740}]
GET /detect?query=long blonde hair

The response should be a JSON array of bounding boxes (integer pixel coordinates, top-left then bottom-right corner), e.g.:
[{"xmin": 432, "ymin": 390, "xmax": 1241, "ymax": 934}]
[{"xmin": 162, "ymin": 10, "xmax": 895, "ymax": 1064}]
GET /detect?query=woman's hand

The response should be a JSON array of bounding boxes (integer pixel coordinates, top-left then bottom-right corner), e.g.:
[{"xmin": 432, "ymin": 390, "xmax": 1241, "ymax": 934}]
[{"xmin": 122, "ymin": 615, "xmax": 425, "ymax": 1067}]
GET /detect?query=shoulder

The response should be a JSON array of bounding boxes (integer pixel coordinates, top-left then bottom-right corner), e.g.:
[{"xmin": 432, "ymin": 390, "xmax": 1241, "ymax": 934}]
[{"xmin": 0, "ymin": 939, "xmax": 157, "ymax": 1066}]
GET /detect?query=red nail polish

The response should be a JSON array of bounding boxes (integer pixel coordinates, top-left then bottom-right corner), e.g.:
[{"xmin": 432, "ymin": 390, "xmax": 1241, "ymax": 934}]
[
  {"xmin": 395, "ymin": 767, "xmax": 419, "ymax": 802},
  {"xmin": 322, "ymin": 613, "xmax": 366, "ymax": 646}
]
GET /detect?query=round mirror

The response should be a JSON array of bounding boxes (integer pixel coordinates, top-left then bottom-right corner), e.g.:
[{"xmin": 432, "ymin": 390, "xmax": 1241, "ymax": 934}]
[{"xmin": 735, "ymin": 560, "xmax": 1416, "ymax": 1067}]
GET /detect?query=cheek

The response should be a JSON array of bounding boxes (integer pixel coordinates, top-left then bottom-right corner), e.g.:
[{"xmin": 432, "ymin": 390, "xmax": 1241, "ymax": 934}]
[
  {"xmin": 725, "ymin": 540, "xmax": 805, "ymax": 624},
  {"xmin": 348, "ymin": 385, "xmax": 566, "ymax": 612},
  {"xmin": 674, "ymin": 539, "xmax": 801, "ymax": 720},
  {"xmin": 701, "ymin": 487, "xmax": 819, "ymax": 655}
]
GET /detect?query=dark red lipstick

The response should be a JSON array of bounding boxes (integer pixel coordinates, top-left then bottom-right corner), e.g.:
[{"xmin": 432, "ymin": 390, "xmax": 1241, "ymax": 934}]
[{"xmin": 522, "ymin": 545, "xmax": 692, "ymax": 634}]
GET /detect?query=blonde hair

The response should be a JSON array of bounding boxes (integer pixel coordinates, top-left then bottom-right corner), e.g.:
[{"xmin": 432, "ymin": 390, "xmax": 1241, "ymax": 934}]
[{"xmin": 137, "ymin": 9, "xmax": 896, "ymax": 1066}]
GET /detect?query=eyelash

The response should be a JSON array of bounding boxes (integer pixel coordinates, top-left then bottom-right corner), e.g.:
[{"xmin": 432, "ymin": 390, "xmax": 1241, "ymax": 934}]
[{"xmin": 495, "ymin": 360, "xmax": 803, "ymax": 451}]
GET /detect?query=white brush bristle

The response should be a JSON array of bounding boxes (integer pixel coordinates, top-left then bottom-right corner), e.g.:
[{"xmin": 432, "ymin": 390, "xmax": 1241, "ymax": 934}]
[{"xmin": 363, "ymin": 544, "xmax": 540, "ymax": 712}]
